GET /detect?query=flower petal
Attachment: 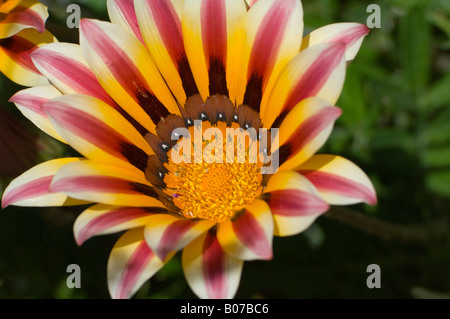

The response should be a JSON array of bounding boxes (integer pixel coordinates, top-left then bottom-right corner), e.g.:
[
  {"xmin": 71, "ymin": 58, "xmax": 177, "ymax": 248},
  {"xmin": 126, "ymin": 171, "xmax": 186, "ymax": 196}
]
[
  {"xmin": 144, "ymin": 214, "xmax": 215, "ymax": 261},
  {"xmin": 43, "ymin": 94, "xmax": 153, "ymax": 172},
  {"xmin": 1, "ymin": 158, "xmax": 87, "ymax": 208},
  {"xmin": 0, "ymin": 0, "xmax": 48, "ymax": 38},
  {"xmin": 182, "ymin": 229, "xmax": 243, "ymax": 299},
  {"xmin": 301, "ymin": 23, "xmax": 369, "ymax": 62},
  {"xmin": 31, "ymin": 43, "xmax": 115, "ymax": 106},
  {"xmin": 0, "ymin": 28, "xmax": 55, "ymax": 86},
  {"xmin": 263, "ymin": 170, "xmax": 329, "ymax": 237},
  {"xmin": 263, "ymin": 42, "xmax": 346, "ymax": 129},
  {"xmin": 237, "ymin": 0, "xmax": 303, "ymax": 115},
  {"xmin": 276, "ymin": 97, "xmax": 342, "ymax": 171},
  {"xmin": 296, "ymin": 155, "xmax": 377, "ymax": 206},
  {"xmin": 135, "ymin": 0, "xmax": 198, "ymax": 104},
  {"xmin": 74, "ymin": 204, "xmax": 165, "ymax": 246},
  {"xmin": 107, "ymin": 0, "xmax": 144, "ymax": 43},
  {"xmin": 181, "ymin": 0, "xmax": 246, "ymax": 100},
  {"xmin": 80, "ymin": 19, "xmax": 178, "ymax": 133},
  {"xmin": 10, "ymin": 84, "xmax": 65, "ymax": 143},
  {"xmin": 217, "ymin": 199, "xmax": 273, "ymax": 261},
  {"xmin": 108, "ymin": 228, "xmax": 173, "ymax": 299},
  {"xmin": 50, "ymin": 160, "xmax": 164, "ymax": 207}
]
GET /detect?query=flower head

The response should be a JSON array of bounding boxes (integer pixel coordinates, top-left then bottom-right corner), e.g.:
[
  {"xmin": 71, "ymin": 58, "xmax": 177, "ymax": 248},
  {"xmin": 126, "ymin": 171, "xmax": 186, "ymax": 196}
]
[
  {"xmin": 2, "ymin": 0, "xmax": 376, "ymax": 299},
  {"xmin": 0, "ymin": 0, "xmax": 56, "ymax": 86}
]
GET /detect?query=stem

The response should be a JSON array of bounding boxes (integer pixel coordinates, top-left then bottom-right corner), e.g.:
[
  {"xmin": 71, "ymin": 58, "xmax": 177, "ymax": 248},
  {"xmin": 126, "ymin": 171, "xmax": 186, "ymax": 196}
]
[{"xmin": 324, "ymin": 206, "xmax": 449, "ymax": 243}]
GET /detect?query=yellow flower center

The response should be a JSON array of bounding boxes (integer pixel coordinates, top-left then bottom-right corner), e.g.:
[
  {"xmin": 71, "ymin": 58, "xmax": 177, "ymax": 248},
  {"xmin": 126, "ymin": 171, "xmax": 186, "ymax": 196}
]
[{"xmin": 164, "ymin": 122, "xmax": 264, "ymax": 223}]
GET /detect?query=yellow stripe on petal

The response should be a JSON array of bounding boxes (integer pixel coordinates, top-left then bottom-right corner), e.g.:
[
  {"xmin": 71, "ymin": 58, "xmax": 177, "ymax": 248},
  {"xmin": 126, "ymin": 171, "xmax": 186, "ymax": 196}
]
[
  {"xmin": 182, "ymin": 229, "xmax": 243, "ymax": 299},
  {"xmin": 10, "ymin": 85, "xmax": 65, "ymax": 143},
  {"xmin": 108, "ymin": 228, "xmax": 173, "ymax": 299},
  {"xmin": 50, "ymin": 160, "xmax": 164, "ymax": 207},
  {"xmin": 301, "ymin": 23, "xmax": 370, "ymax": 62},
  {"xmin": 0, "ymin": 28, "xmax": 55, "ymax": 86},
  {"xmin": 296, "ymin": 154, "xmax": 377, "ymax": 206},
  {"xmin": 1, "ymin": 158, "xmax": 88, "ymax": 208},
  {"xmin": 264, "ymin": 171, "xmax": 329, "ymax": 237},
  {"xmin": 43, "ymin": 94, "xmax": 153, "ymax": 172},
  {"xmin": 217, "ymin": 199, "xmax": 273, "ymax": 261},
  {"xmin": 74, "ymin": 204, "xmax": 162, "ymax": 246},
  {"xmin": 80, "ymin": 19, "xmax": 179, "ymax": 133}
]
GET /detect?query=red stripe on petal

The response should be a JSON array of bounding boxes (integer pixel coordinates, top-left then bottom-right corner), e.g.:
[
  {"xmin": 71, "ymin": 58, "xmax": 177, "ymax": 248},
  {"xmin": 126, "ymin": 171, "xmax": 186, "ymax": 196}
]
[
  {"xmin": 203, "ymin": 231, "xmax": 227, "ymax": 299},
  {"xmin": 2, "ymin": 176, "xmax": 52, "ymax": 208},
  {"xmin": 146, "ymin": 0, "xmax": 185, "ymax": 63},
  {"xmin": 300, "ymin": 170, "xmax": 377, "ymax": 205},
  {"xmin": 77, "ymin": 207, "xmax": 152, "ymax": 245},
  {"xmin": 283, "ymin": 43, "xmax": 345, "ymax": 114},
  {"xmin": 268, "ymin": 189, "xmax": 329, "ymax": 217},
  {"xmin": 0, "ymin": 35, "xmax": 40, "ymax": 72},
  {"xmin": 330, "ymin": 25, "xmax": 370, "ymax": 48},
  {"xmin": 113, "ymin": 0, "xmax": 144, "ymax": 43},
  {"xmin": 201, "ymin": 0, "xmax": 227, "ymax": 64},
  {"xmin": 233, "ymin": 211, "xmax": 272, "ymax": 259},
  {"xmin": 157, "ymin": 220, "xmax": 193, "ymax": 260},
  {"xmin": 32, "ymin": 50, "xmax": 115, "ymax": 106},
  {"xmin": 9, "ymin": 94, "xmax": 47, "ymax": 116},
  {"xmin": 116, "ymin": 241, "xmax": 153, "ymax": 299},
  {"xmin": 3, "ymin": 5, "xmax": 45, "ymax": 33}
]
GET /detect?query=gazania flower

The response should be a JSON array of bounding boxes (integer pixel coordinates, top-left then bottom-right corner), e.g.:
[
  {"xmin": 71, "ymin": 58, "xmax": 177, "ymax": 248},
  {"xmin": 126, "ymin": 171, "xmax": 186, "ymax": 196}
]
[
  {"xmin": 0, "ymin": 0, "xmax": 55, "ymax": 86},
  {"xmin": 2, "ymin": 0, "xmax": 376, "ymax": 299}
]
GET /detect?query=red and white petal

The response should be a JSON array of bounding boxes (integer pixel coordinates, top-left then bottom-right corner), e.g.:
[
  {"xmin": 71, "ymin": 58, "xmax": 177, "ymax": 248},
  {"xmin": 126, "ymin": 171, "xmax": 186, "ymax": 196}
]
[
  {"xmin": 10, "ymin": 85, "xmax": 65, "ymax": 143},
  {"xmin": 296, "ymin": 155, "xmax": 377, "ymax": 206},
  {"xmin": 181, "ymin": 0, "xmax": 246, "ymax": 100},
  {"xmin": 0, "ymin": 0, "xmax": 48, "ymax": 38},
  {"xmin": 135, "ymin": 0, "xmax": 192, "ymax": 104},
  {"xmin": 301, "ymin": 23, "xmax": 369, "ymax": 62},
  {"xmin": 0, "ymin": 28, "xmax": 55, "ymax": 86},
  {"xmin": 80, "ymin": 19, "xmax": 178, "ymax": 133},
  {"xmin": 264, "ymin": 171, "xmax": 329, "ymax": 237},
  {"xmin": 237, "ymin": 0, "xmax": 304, "ymax": 115},
  {"xmin": 182, "ymin": 229, "xmax": 243, "ymax": 299},
  {"xmin": 245, "ymin": 0, "xmax": 259, "ymax": 7},
  {"xmin": 263, "ymin": 43, "xmax": 346, "ymax": 129},
  {"xmin": 217, "ymin": 199, "xmax": 273, "ymax": 261},
  {"xmin": 107, "ymin": 0, "xmax": 144, "ymax": 43},
  {"xmin": 43, "ymin": 94, "xmax": 153, "ymax": 172},
  {"xmin": 108, "ymin": 228, "xmax": 173, "ymax": 299},
  {"xmin": 1, "ymin": 158, "xmax": 87, "ymax": 208},
  {"xmin": 31, "ymin": 43, "xmax": 115, "ymax": 106},
  {"xmin": 74, "ymin": 204, "xmax": 164, "ymax": 246},
  {"xmin": 276, "ymin": 97, "xmax": 342, "ymax": 171},
  {"xmin": 50, "ymin": 160, "xmax": 164, "ymax": 207},
  {"xmin": 144, "ymin": 214, "xmax": 215, "ymax": 261}
]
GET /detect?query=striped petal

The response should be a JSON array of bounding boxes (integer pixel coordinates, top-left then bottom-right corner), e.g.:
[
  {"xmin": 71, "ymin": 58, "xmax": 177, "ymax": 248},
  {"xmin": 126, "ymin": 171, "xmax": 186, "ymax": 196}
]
[
  {"xmin": 31, "ymin": 43, "xmax": 115, "ymax": 106},
  {"xmin": 245, "ymin": 0, "xmax": 259, "ymax": 7},
  {"xmin": 43, "ymin": 94, "xmax": 153, "ymax": 172},
  {"xmin": 301, "ymin": 23, "xmax": 370, "ymax": 62},
  {"xmin": 0, "ymin": 0, "xmax": 48, "ymax": 38},
  {"xmin": 0, "ymin": 28, "xmax": 55, "ymax": 86},
  {"xmin": 263, "ymin": 171, "xmax": 329, "ymax": 237},
  {"xmin": 296, "ymin": 155, "xmax": 377, "ymax": 206},
  {"xmin": 181, "ymin": 0, "xmax": 246, "ymax": 101},
  {"xmin": 217, "ymin": 199, "xmax": 273, "ymax": 261},
  {"xmin": 182, "ymin": 229, "xmax": 243, "ymax": 299},
  {"xmin": 74, "ymin": 204, "xmax": 165, "ymax": 246},
  {"xmin": 10, "ymin": 84, "xmax": 65, "ymax": 143},
  {"xmin": 1, "ymin": 158, "xmax": 87, "ymax": 208},
  {"xmin": 107, "ymin": 0, "xmax": 143, "ymax": 43},
  {"xmin": 80, "ymin": 19, "xmax": 178, "ymax": 133},
  {"xmin": 50, "ymin": 160, "xmax": 164, "ymax": 207},
  {"xmin": 108, "ymin": 228, "xmax": 173, "ymax": 299},
  {"xmin": 263, "ymin": 43, "xmax": 346, "ymax": 129},
  {"xmin": 237, "ymin": 0, "xmax": 303, "ymax": 116},
  {"xmin": 276, "ymin": 97, "xmax": 342, "ymax": 171},
  {"xmin": 144, "ymin": 214, "xmax": 215, "ymax": 261},
  {"xmin": 135, "ymin": 0, "xmax": 197, "ymax": 104}
]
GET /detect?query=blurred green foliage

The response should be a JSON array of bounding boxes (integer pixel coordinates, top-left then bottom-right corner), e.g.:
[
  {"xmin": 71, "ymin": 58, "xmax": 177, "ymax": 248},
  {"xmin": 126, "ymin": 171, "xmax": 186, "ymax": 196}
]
[{"xmin": 0, "ymin": 0, "xmax": 450, "ymax": 299}]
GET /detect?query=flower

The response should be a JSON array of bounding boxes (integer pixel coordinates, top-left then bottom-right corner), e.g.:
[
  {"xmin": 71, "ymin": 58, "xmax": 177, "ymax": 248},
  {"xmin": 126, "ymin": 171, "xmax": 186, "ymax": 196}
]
[
  {"xmin": 2, "ymin": 0, "xmax": 376, "ymax": 299},
  {"xmin": 0, "ymin": 0, "xmax": 56, "ymax": 86}
]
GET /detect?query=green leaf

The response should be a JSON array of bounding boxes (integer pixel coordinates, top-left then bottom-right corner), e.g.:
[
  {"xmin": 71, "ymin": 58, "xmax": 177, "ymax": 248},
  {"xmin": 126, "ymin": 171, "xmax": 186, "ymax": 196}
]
[
  {"xmin": 419, "ymin": 73, "xmax": 450, "ymax": 112},
  {"xmin": 426, "ymin": 170, "xmax": 450, "ymax": 198},
  {"xmin": 424, "ymin": 147, "xmax": 450, "ymax": 168}
]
